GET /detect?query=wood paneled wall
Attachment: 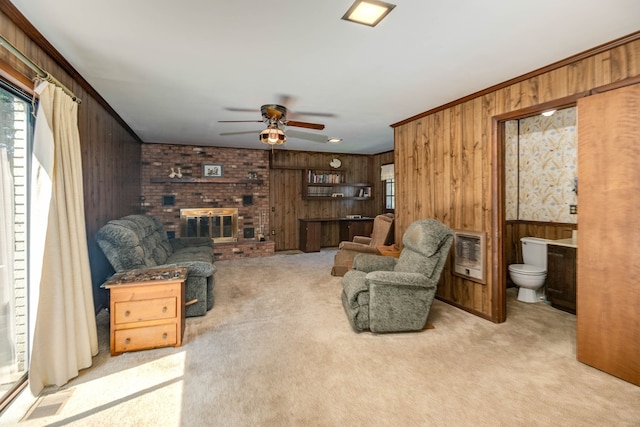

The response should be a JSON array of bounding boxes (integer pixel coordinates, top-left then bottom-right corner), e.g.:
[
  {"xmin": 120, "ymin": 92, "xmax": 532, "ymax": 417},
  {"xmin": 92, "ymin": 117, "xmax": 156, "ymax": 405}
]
[
  {"xmin": 270, "ymin": 150, "xmax": 393, "ymax": 250},
  {"xmin": 393, "ymin": 33, "xmax": 640, "ymax": 321},
  {"xmin": 1, "ymin": 5, "xmax": 142, "ymax": 312}
]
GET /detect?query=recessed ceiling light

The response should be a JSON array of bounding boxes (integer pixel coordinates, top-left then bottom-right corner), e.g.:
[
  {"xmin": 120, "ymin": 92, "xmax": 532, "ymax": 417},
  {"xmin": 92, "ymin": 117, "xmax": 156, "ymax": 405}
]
[
  {"xmin": 328, "ymin": 138, "xmax": 343, "ymax": 143},
  {"xmin": 541, "ymin": 109, "xmax": 556, "ymax": 117},
  {"xmin": 341, "ymin": 0, "xmax": 396, "ymax": 27}
]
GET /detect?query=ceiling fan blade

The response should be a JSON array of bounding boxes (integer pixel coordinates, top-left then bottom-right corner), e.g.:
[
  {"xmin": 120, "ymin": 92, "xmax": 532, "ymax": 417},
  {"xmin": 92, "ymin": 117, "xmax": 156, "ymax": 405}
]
[
  {"xmin": 287, "ymin": 130, "xmax": 329, "ymax": 143},
  {"xmin": 218, "ymin": 120, "xmax": 264, "ymax": 123},
  {"xmin": 275, "ymin": 95, "xmax": 334, "ymax": 117},
  {"xmin": 285, "ymin": 120, "xmax": 325, "ymax": 130},
  {"xmin": 225, "ymin": 107, "xmax": 260, "ymax": 113},
  {"xmin": 219, "ymin": 130, "xmax": 259, "ymax": 136},
  {"xmin": 291, "ymin": 111, "xmax": 336, "ymax": 118},
  {"xmin": 277, "ymin": 94, "xmax": 294, "ymax": 108}
]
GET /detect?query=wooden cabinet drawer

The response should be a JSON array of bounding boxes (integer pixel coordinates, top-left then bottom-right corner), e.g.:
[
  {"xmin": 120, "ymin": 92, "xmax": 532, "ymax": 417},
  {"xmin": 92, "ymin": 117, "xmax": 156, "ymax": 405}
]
[
  {"xmin": 110, "ymin": 283, "xmax": 181, "ymax": 302},
  {"xmin": 113, "ymin": 297, "xmax": 177, "ymax": 324},
  {"xmin": 114, "ymin": 324, "xmax": 177, "ymax": 353}
]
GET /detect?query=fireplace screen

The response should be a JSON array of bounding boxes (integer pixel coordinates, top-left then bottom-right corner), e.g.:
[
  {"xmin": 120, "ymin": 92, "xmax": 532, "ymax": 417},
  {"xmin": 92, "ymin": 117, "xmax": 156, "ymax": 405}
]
[{"xmin": 180, "ymin": 208, "xmax": 238, "ymax": 243}]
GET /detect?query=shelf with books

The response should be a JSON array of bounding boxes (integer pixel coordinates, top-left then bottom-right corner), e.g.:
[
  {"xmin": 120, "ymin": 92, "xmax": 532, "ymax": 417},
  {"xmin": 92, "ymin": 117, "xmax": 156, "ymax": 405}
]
[{"xmin": 302, "ymin": 169, "xmax": 372, "ymax": 201}]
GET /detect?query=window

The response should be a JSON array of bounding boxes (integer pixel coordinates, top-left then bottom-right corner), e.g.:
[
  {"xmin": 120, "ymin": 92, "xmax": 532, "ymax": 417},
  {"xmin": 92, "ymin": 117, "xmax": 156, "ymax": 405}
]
[
  {"xmin": 0, "ymin": 81, "xmax": 35, "ymax": 408},
  {"xmin": 381, "ymin": 163, "xmax": 395, "ymax": 212},
  {"xmin": 384, "ymin": 178, "xmax": 395, "ymax": 211}
]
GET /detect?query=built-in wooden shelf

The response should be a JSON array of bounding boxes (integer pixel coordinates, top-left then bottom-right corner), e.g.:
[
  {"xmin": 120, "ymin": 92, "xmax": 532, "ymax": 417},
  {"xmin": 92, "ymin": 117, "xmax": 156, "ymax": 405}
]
[
  {"xmin": 150, "ymin": 178, "xmax": 263, "ymax": 185},
  {"xmin": 306, "ymin": 182, "xmax": 370, "ymax": 187},
  {"xmin": 302, "ymin": 169, "xmax": 372, "ymax": 200}
]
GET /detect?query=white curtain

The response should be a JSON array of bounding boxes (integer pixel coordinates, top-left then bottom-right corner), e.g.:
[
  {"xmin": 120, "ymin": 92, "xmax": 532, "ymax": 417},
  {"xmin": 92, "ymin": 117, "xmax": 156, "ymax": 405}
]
[
  {"xmin": 28, "ymin": 81, "xmax": 98, "ymax": 395},
  {"xmin": 381, "ymin": 163, "xmax": 394, "ymax": 181},
  {"xmin": 0, "ymin": 146, "xmax": 16, "ymax": 369}
]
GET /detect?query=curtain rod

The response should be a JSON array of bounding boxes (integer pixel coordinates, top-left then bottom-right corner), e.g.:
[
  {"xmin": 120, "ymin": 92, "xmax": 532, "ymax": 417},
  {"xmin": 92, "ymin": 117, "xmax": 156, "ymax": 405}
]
[{"xmin": 0, "ymin": 35, "xmax": 81, "ymax": 103}]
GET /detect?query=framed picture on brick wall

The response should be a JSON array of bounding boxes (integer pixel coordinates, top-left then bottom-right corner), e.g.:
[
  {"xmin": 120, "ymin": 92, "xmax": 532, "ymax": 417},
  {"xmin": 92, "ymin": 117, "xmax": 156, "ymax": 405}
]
[{"xmin": 203, "ymin": 164, "xmax": 223, "ymax": 177}]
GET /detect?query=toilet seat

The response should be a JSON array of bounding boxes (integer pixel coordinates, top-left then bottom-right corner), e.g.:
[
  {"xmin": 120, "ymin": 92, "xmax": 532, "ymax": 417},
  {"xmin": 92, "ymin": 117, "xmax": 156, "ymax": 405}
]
[{"xmin": 508, "ymin": 264, "xmax": 546, "ymax": 275}]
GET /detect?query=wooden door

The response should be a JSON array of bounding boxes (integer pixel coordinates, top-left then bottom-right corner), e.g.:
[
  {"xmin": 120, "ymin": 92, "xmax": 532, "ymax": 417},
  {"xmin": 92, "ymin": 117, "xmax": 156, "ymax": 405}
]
[
  {"xmin": 576, "ymin": 83, "xmax": 640, "ymax": 386},
  {"xmin": 269, "ymin": 169, "xmax": 303, "ymax": 250}
]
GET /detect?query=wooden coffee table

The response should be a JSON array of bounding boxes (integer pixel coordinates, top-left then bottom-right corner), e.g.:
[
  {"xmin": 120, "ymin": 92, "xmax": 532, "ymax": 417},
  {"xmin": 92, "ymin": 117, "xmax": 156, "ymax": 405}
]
[{"xmin": 103, "ymin": 266, "xmax": 188, "ymax": 356}]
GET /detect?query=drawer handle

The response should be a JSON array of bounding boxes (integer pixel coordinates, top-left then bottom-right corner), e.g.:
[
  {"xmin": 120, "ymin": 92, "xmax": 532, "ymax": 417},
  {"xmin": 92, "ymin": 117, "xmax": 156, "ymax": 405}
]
[
  {"xmin": 125, "ymin": 338, "xmax": 131, "ymax": 344},
  {"xmin": 162, "ymin": 333, "xmax": 168, "ymax": 339},
  {"xmin": 124, "ymin": 310, "xmax": 130, "ymax": 317},
  {"xmin": 162, "ymin": 306, "xmax": 167, "ymax": 313}
]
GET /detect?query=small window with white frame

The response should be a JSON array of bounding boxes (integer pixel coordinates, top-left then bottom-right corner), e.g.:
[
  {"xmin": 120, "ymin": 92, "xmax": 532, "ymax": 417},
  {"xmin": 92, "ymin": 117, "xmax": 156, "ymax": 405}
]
[{"xmin": 381, "ymin": 163, "xmax": 394, "ymax": 212}]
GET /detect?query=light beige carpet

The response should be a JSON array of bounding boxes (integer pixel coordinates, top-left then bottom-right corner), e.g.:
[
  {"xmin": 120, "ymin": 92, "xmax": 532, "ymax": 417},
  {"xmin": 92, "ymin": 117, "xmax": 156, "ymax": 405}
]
[{"xmin": 3, "ymin": 249, "xmax": 640, "ymax": 426}]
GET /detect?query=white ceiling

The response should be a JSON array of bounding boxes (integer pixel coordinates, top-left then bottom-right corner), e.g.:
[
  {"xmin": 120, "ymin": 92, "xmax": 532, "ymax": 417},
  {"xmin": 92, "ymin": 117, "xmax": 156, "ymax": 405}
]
[{"xmin": 9, "ymin": 0, "xmax": 640, "ymax": 154}]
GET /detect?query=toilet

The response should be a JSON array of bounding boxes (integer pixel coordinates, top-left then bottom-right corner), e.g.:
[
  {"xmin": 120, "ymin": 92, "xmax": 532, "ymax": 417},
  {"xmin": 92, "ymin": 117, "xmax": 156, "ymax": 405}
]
[{"xmin": 508, "ymin": 237, "xmax": 548, "ymax": 303}]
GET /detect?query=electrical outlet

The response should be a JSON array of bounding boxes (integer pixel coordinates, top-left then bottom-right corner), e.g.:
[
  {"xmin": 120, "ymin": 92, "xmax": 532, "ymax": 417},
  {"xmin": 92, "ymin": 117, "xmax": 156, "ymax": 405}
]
[
  {"xmin": 569, "ymin": 204, "xmax": 577, "ymax": 214},
  {"xmin": 271, "ymin": 230, "xmax": 275, "ymax": 235}
]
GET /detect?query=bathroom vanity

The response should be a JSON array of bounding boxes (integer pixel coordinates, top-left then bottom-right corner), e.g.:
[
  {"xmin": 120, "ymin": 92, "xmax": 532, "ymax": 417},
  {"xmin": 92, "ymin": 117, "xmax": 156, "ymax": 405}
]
[{"xmin": 546, "ymin": 238, "xmax": 577, "ymax": 314}]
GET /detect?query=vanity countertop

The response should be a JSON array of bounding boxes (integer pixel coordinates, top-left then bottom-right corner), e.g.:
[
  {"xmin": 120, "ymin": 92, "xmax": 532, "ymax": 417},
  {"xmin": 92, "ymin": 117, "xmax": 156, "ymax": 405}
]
[{"xmin": 548, "ymin": 238, "xmax": 577, "ymax": 248}]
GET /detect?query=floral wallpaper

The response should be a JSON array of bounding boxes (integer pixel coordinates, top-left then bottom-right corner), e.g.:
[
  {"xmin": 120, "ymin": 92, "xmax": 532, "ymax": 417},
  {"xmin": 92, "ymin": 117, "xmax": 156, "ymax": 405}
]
[
  {"xmin": 505, "ymin": 120, "xmax": 519, "ymax": 221},
  {"xmin": 505, "ymin": 107, "xmax": 577, "ymax": 223}
]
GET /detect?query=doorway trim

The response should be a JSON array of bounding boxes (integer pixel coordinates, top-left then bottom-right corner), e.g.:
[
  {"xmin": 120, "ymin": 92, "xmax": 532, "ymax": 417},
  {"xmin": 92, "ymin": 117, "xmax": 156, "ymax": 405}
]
[
  {"xmin": 491, "ymin": 75, "xmax": 640, "ymax": 323},
  {"xmin": 490, "ymin": 92, "xmax": 586, "ymax": 323}
]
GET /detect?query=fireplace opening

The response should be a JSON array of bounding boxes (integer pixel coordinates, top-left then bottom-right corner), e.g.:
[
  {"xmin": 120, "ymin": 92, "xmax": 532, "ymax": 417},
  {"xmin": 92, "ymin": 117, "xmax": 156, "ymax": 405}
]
[{"xmin": 180, "ymin": 208, "xmax": 238, "ymax": 242}]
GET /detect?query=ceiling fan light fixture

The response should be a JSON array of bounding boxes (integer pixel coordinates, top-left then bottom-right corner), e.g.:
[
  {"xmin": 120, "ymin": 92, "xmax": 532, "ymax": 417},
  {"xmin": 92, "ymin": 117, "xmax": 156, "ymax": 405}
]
[
  {"xmin": 342, "ymin": 0, "xmax": 396, "ymax": 27},
  {"xmin": 260, "ymin": 125, "xmax": 286, "ymax": 145}
]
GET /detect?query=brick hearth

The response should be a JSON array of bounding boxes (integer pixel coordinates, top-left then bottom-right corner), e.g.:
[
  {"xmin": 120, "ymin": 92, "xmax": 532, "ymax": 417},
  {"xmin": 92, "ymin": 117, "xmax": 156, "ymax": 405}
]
[{"xmin": 214, "ymin": 241, "xmax": 275, "ymax": 260}]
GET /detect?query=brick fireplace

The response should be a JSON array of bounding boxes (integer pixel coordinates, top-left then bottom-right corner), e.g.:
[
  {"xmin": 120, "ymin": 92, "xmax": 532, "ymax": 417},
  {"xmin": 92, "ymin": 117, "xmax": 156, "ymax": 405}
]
[{"xmin": 141, "ymin": 144, "xmax": 275, "ymax": 259}]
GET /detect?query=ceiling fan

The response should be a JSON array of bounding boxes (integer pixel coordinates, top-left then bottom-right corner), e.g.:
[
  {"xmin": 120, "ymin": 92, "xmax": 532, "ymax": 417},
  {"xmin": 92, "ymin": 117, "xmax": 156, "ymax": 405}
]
[{"xmin": 219, "ymin": 96, "xmax": 334, "ymax": 145}]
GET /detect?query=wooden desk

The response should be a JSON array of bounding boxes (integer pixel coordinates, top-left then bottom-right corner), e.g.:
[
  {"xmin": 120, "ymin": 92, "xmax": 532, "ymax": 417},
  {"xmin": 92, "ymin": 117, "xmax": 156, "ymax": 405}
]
[
  {"xmin": 103, "ymin": 266, "xmax": 187, "ymax": 356},
  {"xmin": 299, "ymin": 217, "xmax": 374, "ymax": 252}
]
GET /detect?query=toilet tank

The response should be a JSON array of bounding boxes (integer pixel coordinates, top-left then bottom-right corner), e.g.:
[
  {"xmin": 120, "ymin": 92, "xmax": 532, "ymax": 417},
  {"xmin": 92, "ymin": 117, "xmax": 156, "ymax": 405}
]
[{"xmin": 521, "ymin": 237, "xmax": 548, "ymax": 268}]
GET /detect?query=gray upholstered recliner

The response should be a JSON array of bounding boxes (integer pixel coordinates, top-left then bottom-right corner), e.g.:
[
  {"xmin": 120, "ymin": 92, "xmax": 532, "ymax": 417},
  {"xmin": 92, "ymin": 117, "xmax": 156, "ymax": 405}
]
[
  {"xmin": 341, "ymin": 219, "xmax": 454, "ymax": 333},
  {"xmin": 96, "ymin": 215, "xmax": 216, "ymax": 317}
]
